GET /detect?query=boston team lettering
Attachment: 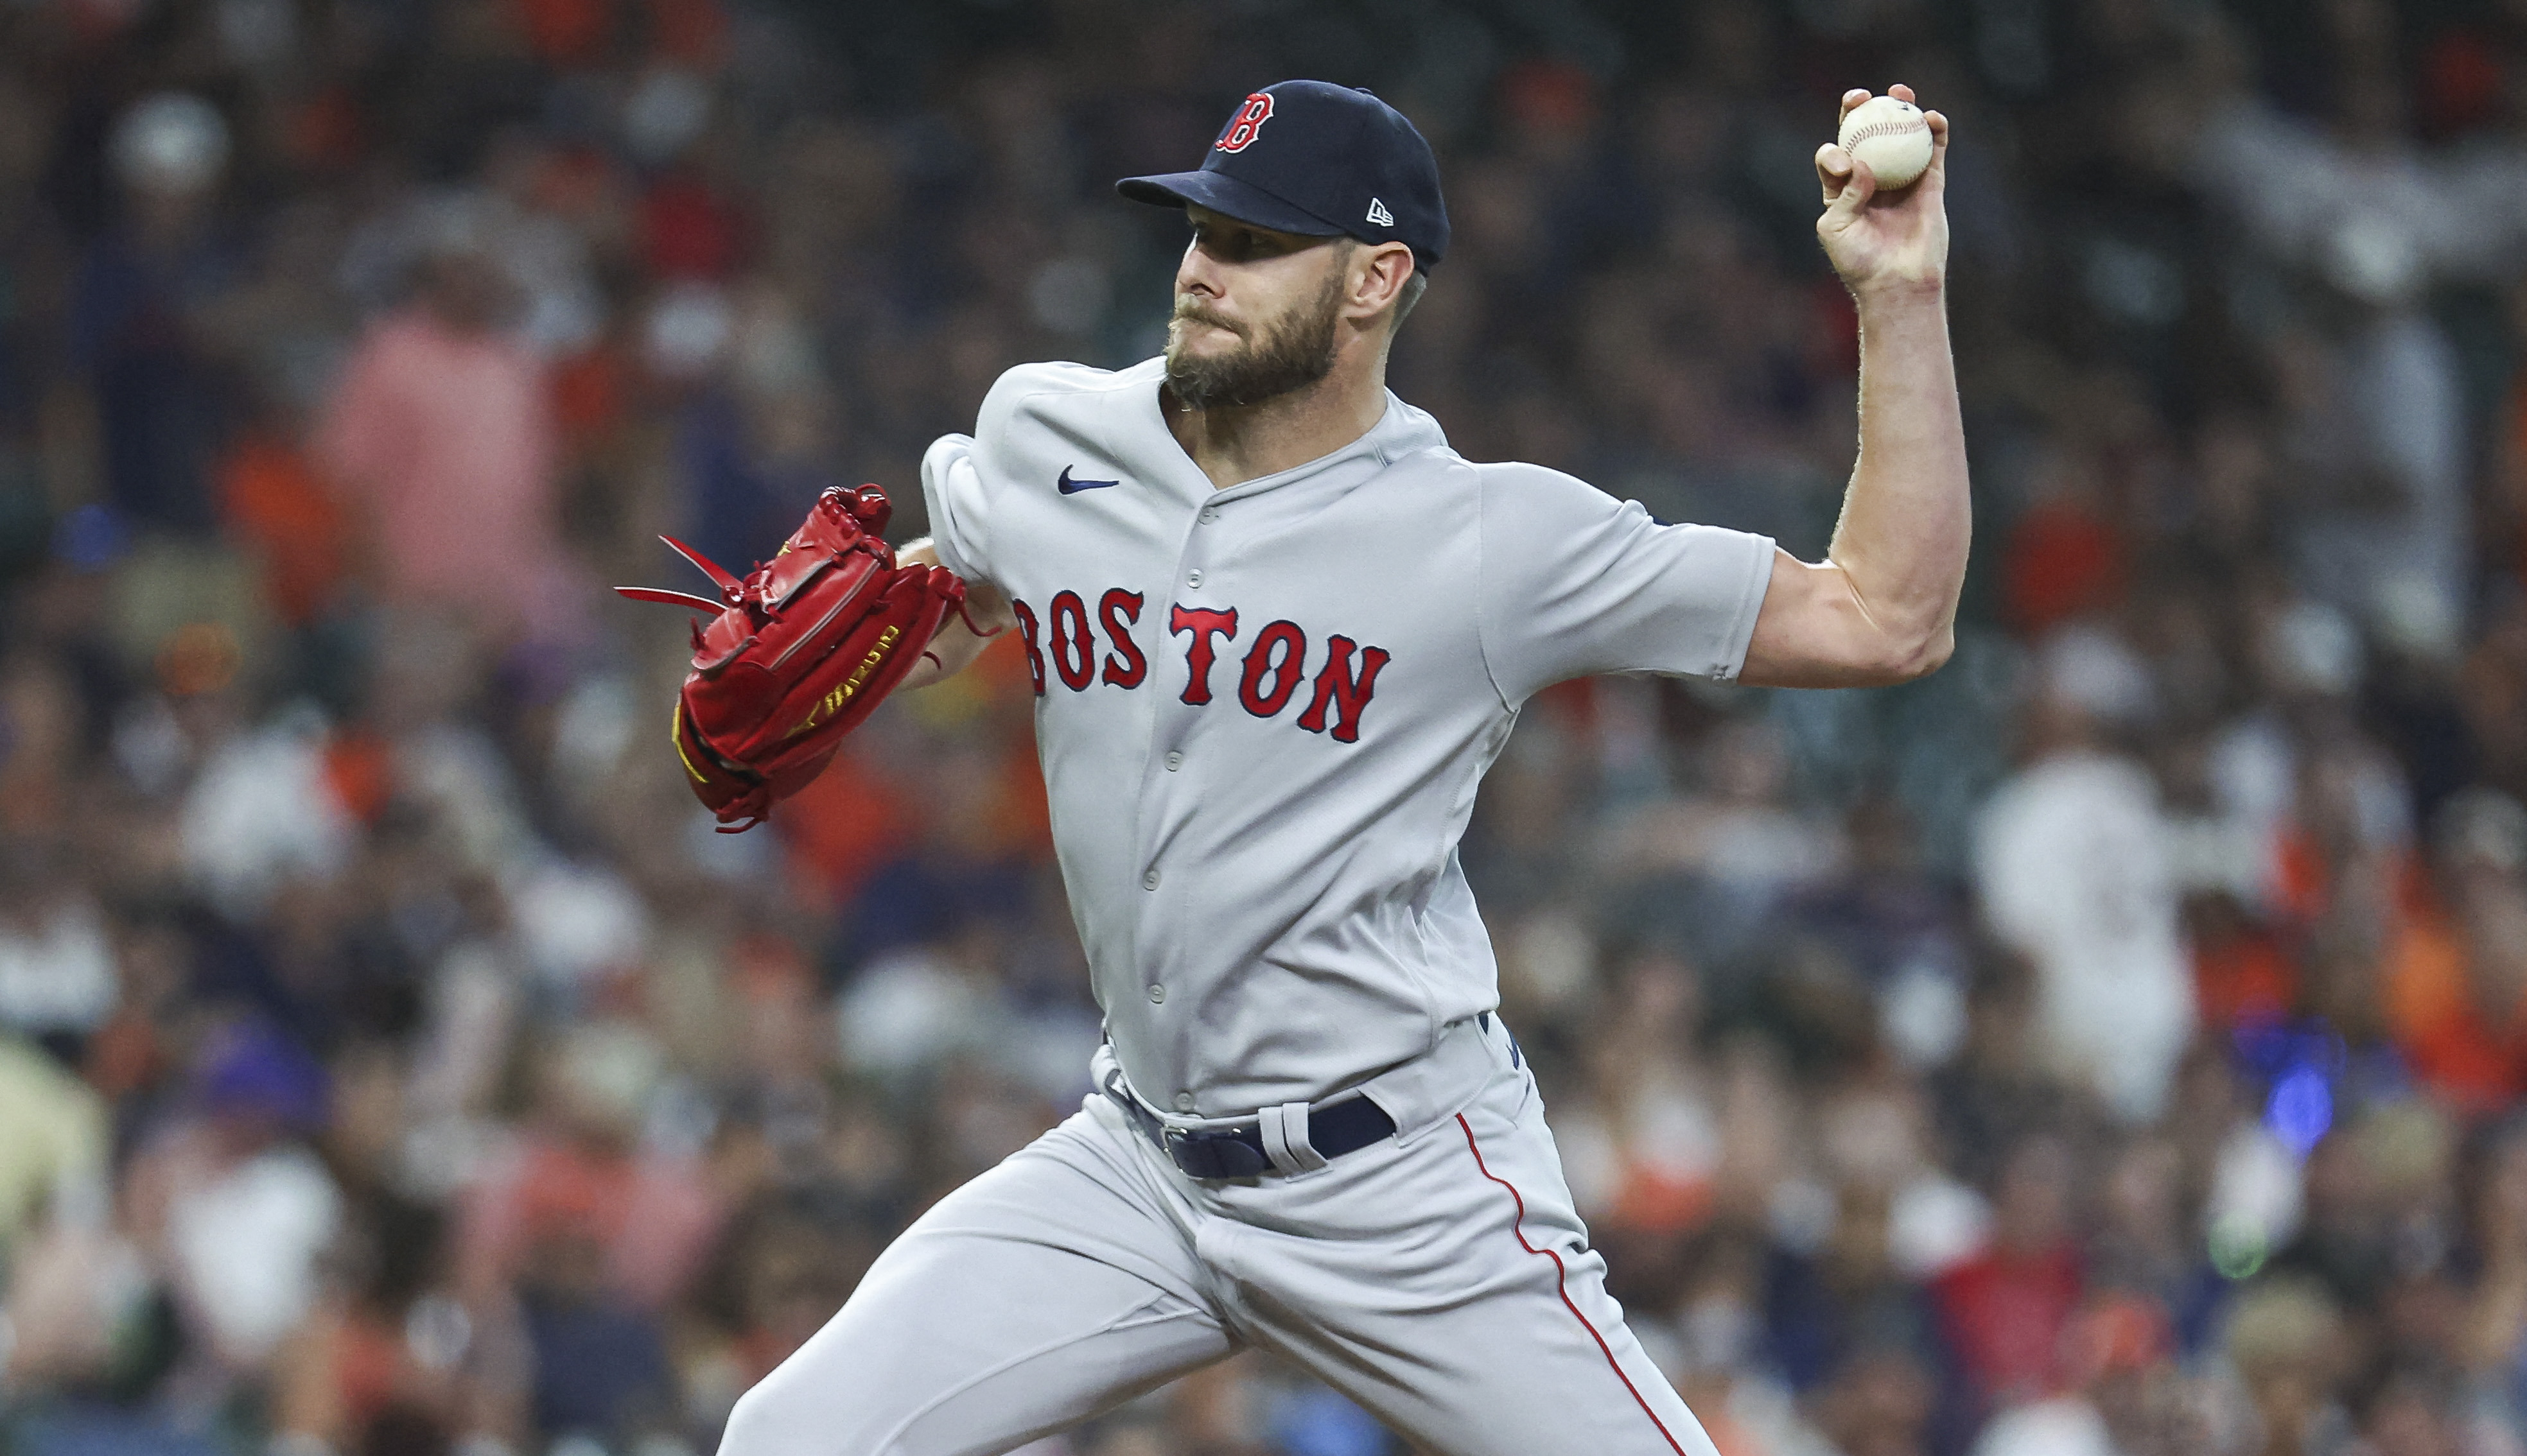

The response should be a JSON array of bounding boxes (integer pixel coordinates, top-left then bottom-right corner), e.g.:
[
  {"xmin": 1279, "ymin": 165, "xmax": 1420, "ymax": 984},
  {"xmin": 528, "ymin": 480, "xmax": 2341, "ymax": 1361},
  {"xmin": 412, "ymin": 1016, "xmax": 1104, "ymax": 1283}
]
[{"xmin": 1009, "ymin": 591, "xmax": 1389, "ymax": 743}]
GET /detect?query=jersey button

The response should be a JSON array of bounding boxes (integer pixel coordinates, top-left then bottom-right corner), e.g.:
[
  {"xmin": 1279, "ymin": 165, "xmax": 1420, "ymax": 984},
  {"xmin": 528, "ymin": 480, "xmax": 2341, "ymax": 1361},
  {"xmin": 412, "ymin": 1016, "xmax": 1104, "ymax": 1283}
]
[
  {"xmin": 1185, "ymin": 569, "xmax": 1203, "ymax": 589},
  {"xmin": 1174, "ymin": 1092, "xmax": 1196, "ymax": 1113},
  {"xmin": 1142, "ymin": 867, "xmax": 1161, "ymax": 890},
  {"xmin": 1199, "ymin": 507, "xmax": 1219, "ymax": 524},
  {"xmin": 1147, "ymin": 984, "xmax": 1166, "ymax": 1004},
  {"xmin": 1164, "ymin": 751, "xmax": 1184, "ymax": 771}
]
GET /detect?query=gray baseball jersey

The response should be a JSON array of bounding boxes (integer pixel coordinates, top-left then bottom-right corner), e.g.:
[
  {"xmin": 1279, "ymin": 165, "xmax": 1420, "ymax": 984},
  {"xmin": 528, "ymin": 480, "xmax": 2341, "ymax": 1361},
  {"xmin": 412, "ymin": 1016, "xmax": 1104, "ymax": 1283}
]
[{"xmin": 920, "ymin": 355, "xmax": 1774, "ymax": 1116}]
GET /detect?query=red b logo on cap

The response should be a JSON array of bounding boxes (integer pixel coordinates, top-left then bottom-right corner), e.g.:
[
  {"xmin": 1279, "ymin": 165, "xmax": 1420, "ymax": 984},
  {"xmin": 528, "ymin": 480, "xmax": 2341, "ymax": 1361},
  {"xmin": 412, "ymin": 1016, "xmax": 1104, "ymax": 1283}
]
[{"xmin": 1216, "ymin": 92, "xmax": 1274, "ymax": 153}]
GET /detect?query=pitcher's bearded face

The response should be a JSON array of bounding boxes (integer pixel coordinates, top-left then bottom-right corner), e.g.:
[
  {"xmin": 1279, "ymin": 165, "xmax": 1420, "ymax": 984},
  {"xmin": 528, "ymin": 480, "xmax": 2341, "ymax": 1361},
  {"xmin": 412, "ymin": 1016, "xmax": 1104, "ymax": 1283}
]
[{"xmin": 1164, "ymin": 264, "xmax": 1345, "ymax": 410}]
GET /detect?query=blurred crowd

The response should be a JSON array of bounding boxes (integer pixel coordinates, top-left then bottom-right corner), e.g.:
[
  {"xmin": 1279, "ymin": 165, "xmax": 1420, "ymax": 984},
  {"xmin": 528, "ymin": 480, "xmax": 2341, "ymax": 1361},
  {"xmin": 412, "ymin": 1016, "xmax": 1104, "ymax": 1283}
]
[{"xmin": 6, "ymin": 1, "xmax": 2527, "ymax": 1454}]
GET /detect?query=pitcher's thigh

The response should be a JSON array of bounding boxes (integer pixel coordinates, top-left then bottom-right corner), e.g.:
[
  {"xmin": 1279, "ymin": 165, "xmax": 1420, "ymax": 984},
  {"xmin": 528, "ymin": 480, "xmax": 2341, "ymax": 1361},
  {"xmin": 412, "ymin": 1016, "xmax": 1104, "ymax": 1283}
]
[
  {"xmin": 721, "ymin": 1116, "xmax": 1234, "ymax": 1456},
  {"xmin": 1248, "ymin": 1100, "xmax": 1723, "ymax": 1456}
]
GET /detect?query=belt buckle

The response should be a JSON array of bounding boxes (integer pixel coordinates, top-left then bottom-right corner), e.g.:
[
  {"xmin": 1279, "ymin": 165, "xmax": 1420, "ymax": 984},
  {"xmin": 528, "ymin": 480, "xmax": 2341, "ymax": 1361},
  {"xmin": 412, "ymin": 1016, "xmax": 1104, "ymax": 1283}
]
[{"xmin": 1165, "ymin": 1125, "xmax": 1270, "ymax": 1180}]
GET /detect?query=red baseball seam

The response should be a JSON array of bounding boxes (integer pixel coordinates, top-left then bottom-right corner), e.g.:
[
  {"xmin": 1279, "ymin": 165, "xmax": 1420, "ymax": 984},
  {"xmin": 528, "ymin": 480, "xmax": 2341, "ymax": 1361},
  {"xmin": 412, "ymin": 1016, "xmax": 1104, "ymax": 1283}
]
[{"xmin": 1455, "ymin": 1114, "xmax": 1688, "ymax": 1455}]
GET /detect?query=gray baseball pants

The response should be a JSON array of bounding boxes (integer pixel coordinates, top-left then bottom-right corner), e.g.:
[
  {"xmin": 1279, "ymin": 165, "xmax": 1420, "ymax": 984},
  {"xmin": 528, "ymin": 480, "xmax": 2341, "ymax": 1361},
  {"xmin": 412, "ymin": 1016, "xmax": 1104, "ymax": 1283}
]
[{"xmin": 716, "ymin": 1018, "xmax": 1720, "ymax": 1456}]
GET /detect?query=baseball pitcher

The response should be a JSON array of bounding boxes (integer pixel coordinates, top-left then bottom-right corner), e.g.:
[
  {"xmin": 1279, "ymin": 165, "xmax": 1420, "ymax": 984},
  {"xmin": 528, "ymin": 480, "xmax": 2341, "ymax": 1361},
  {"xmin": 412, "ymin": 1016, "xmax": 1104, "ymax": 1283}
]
[{"xmin": 708, "ymin": 78, "xmax": 1965, "ymax": 1456}]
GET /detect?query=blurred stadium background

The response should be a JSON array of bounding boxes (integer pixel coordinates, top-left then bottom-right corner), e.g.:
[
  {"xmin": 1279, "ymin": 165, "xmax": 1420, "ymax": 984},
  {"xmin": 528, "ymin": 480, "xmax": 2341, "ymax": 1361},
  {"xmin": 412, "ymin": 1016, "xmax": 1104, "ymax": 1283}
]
[{"xmin": 4, "ymin": 0, "xmax": 2527, "ymax": 1453}]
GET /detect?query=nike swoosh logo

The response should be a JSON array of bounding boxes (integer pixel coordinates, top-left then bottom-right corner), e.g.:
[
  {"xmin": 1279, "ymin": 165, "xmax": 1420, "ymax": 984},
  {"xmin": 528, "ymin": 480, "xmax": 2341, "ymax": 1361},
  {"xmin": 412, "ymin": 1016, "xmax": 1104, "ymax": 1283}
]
[{"xmin": 1058, "ymin": 467, "xmax": 1119, "ymax": 495}]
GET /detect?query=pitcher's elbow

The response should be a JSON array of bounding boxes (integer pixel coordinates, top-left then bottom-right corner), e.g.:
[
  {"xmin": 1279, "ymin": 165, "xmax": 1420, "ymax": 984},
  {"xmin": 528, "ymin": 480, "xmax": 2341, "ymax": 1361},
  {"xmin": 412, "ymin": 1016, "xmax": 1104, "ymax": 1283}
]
[
  {"xmin": 1898, "ymin": 627, "xmax": 1955, "ymax": 680},
  {"xmin": 1864, "ymin": 627, "xmax": 1953, "ymax": 685}
]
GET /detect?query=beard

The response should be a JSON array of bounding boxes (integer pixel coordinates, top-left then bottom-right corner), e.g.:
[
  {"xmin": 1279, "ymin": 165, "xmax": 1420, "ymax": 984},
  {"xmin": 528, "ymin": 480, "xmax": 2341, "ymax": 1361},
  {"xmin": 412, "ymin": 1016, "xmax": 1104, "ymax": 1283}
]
[{"xmin": 1163, "ymin": 268, "xmax": 1343, "ymax": 411}]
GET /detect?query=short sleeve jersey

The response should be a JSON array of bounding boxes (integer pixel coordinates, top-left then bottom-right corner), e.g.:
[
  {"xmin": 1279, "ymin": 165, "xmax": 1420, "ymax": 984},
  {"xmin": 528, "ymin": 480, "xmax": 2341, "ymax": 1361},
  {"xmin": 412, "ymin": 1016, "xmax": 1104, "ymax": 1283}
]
[{"xmin": 923, "ymin": 357, "xmax": 1774, "ymax": 1114}]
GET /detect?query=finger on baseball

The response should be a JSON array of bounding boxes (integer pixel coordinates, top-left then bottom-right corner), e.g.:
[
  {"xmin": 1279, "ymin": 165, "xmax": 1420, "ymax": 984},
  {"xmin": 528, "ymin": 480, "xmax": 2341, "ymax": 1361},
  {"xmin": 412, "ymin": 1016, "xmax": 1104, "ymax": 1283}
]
[
  {"xmin": 1841, "ymin": 89, "xmax": 1870, "ymax": 116},
  {"xmin": 1815, "ymin": 143, "xmax": 1854, "ymax": 203},
  {"xmin": 1888, "ymin": 82, "xmax": 1916, "ymax": 105},
  {"xmin": 1830, "ymin": 157, "xmax": 1878, "ymax": 214}
]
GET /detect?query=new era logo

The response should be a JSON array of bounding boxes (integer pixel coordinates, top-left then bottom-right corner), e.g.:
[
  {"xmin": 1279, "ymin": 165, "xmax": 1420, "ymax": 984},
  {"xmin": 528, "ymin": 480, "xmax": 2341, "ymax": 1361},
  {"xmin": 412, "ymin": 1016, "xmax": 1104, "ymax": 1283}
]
[{"xmin": 1366, "ymin": 197, "xmax": 1394, "ymax": 227}]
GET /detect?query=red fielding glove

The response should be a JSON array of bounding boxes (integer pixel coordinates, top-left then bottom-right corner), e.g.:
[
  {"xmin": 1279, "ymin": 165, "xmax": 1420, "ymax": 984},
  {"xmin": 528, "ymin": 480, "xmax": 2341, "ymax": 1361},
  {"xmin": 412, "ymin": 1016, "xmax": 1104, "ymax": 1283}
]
[{"xmin": 617, "ymin": 483, "xmax": 966, "ymax": 831}]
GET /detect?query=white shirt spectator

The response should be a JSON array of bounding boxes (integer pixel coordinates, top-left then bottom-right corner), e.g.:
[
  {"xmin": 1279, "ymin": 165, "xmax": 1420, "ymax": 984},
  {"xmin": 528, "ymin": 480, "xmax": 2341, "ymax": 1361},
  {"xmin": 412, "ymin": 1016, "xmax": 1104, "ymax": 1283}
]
[
  {"xmin": 1972, "ymin": 1396, "xmax": 2120, "ymax": 1456},
  {"xmin": 179, "ymin": 707, "xmax": 353, "ymax": 919},
  {"xmin": 165, "ymin": 1142, "xmax": 342, "ymax": 1366},
  {"xmin": 1974, "ymin": 750, "xmax": 2194, "ymax": 1123},
  {"xmin": 0, "ymin": 896, "xmax": 117, "ymax": 1036}
]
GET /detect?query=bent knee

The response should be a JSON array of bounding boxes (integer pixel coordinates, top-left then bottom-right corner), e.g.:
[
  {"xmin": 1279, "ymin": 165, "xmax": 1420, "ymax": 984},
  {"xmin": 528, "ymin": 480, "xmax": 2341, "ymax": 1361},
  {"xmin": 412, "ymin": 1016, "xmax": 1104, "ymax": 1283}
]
[
  {"xmin": 719, "ymin": 1366, "xmax": 936, "ymax": 1456},
  {"xmin": 720, "ymin": 1375, "xmax": 858, "ymax": 1456},
  {"xmin": 717, "ymin": 1382, "xmax": 789, "ymax": 1456}
]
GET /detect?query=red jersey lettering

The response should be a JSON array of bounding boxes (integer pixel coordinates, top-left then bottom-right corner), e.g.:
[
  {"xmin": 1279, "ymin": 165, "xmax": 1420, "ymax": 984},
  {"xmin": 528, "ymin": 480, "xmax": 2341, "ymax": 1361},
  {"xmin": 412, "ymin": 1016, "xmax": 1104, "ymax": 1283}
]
[
  {"xmin": 1099, "ymin": 589, "xmax": 1148, "ymax": 688},
  {"xmin": 1011, "ymin": 599, "xmax": 1046, "ymax": 696},
  {"xmin": 1239, "ymin": 620, "xmax": 1307, "ymax": 718},
  {"xmin": 1169, "ymin": 605, "xmax": 1239, "ymax": 705},
  {"xmin": 1049, "ymin": 590, "xmax": 1095, "ymax": 691},
  {"xmin": 1297, "ymin": 635, "xmax": 1390, "ymax": 742}
]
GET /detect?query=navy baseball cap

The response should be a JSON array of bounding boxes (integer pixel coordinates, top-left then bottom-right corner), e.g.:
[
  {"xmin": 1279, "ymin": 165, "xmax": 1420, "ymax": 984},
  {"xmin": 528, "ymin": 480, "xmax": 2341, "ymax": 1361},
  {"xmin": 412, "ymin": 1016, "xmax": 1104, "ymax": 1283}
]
[{"xmin": 1118, "ymin": 80, "xmax": 1449, "ymax": 270}]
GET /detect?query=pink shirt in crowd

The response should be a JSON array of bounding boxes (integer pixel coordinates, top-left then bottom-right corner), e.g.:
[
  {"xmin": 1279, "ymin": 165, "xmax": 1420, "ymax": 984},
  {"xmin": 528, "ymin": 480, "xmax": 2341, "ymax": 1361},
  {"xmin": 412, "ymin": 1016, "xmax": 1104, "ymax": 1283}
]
[{"xmin": 315, "ymin": 311, "xmax": 565, "ymax": 636}]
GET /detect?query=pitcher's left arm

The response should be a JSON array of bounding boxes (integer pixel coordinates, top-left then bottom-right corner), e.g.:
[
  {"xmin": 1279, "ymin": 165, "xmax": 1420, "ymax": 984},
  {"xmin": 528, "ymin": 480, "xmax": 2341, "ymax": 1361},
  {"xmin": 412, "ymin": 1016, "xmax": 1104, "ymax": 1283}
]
[{"xmin": 894, "ymin": 539, "xmax": 1015, "ymax": 690}]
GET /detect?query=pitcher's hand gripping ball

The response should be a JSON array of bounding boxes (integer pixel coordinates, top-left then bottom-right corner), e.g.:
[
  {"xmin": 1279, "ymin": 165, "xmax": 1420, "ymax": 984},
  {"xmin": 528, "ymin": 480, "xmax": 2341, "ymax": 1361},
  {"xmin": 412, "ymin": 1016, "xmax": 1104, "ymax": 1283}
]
[{"xmin": 616, "ymin": 484, "xmax": 965, "ymax": 831}]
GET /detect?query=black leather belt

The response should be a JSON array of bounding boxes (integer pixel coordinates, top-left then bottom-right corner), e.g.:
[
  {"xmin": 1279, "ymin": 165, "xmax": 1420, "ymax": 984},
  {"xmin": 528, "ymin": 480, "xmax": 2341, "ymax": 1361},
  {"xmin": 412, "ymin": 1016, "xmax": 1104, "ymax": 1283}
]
[{"xmin": 1105, "ymin": 1083, "xmax": 1397, "ymax": 1180}]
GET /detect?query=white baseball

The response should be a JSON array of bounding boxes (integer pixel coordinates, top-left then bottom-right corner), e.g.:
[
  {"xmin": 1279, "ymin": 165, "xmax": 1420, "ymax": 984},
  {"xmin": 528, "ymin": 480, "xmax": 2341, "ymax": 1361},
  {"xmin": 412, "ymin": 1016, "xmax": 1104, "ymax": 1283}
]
[{"xmin": 1837, "ymin": 93, "xmax": 1932, "ymax": 190}]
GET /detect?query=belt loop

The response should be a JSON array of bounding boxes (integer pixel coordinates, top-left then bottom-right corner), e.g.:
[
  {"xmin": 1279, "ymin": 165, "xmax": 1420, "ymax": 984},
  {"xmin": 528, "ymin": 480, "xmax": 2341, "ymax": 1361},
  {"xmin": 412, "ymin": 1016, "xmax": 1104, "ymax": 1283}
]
[
  {"xmin": 1357, "ymin": 1015, "xmax": 1498, "ymax": 1146},
  {"xmin": 1257, "ymin": 1101, "xmax": 1328, "ymax": 1175}
]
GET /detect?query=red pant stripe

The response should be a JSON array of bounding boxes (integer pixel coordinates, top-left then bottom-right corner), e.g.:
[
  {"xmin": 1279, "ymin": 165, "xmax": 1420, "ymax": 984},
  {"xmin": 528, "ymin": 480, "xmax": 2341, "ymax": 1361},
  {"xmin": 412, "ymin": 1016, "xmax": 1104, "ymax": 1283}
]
[{"xmin": 1455, "ymin": 1113, "xmax": 1688, "ymax": 1455}]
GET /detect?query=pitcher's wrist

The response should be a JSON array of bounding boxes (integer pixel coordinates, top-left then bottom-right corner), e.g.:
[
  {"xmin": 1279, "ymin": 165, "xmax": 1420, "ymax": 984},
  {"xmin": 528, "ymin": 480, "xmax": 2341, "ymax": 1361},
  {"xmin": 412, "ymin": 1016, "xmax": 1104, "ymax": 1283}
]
[{"xmin": 1849, "ymin": 273, "xmax": 1947, "ymax": 310}]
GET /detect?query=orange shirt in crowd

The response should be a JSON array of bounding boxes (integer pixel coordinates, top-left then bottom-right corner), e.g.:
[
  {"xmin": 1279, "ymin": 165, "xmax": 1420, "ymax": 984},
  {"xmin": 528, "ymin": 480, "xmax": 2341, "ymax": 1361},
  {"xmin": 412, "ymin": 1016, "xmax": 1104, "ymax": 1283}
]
[
  {"xmin": 218, "ymin": 433, "xmax": 349, "ymax": 624},
  {"xmin": 2384, "ymin": 903, "xmax": 2527, "ymax": 1109}
]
